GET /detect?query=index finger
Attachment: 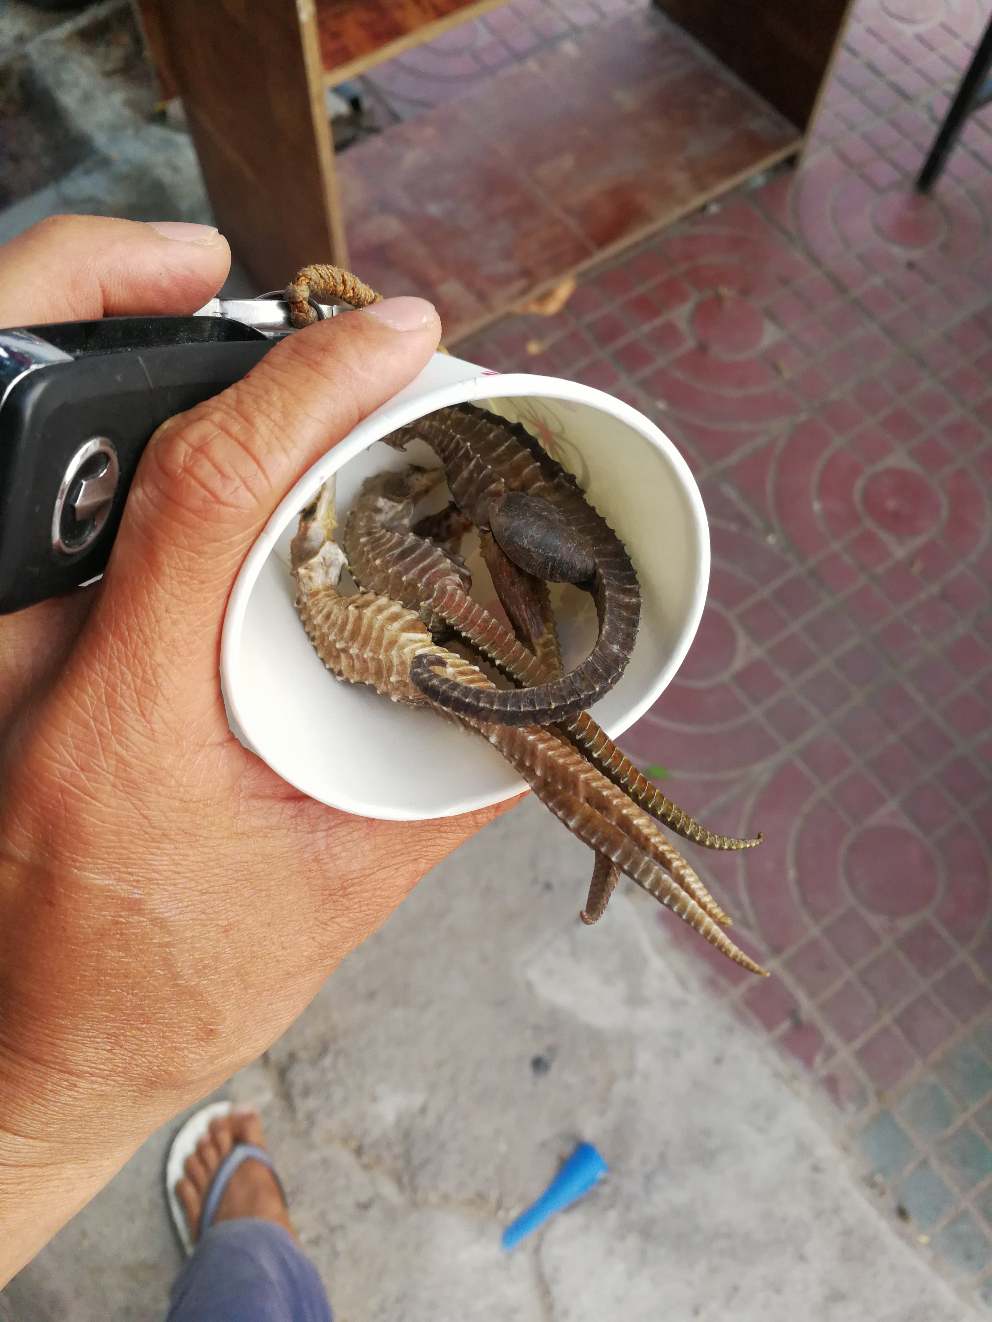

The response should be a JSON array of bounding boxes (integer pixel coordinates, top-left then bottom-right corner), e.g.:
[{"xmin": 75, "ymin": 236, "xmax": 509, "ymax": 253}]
[{"xmin": 0, "ymin": 215, "xmax": 231, "ymax": 328}]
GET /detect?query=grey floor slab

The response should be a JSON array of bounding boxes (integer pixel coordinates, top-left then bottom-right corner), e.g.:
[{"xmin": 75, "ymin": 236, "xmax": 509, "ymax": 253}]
[{"xmin": 2, "ymin": 799, "xmax": 979, "ymax": 1321}]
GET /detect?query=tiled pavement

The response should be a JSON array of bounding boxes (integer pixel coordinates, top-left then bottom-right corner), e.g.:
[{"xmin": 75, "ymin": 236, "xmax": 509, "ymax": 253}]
[
  {"xmin": 361, "ymin": 0, "xmax": 647, "ymax": 123},
  {"xmin": 345, "ymin": 1, "xmax": 804, "ymax": 340},
  {"xmin": 374, "ymin": 0, "xmax": 992, "ymax": 1304}
]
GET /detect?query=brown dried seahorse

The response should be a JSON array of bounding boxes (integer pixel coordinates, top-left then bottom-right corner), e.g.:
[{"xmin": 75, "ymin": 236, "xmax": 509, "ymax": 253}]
[{"xmin": 383, "ymin": 403, "xmax": 641, "ymax": 727}]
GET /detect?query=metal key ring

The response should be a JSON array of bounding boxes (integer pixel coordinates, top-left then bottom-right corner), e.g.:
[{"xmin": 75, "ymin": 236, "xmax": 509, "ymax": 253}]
[{"xmin": 254, "ymin": 291, "xmax": 327, "ymax": 320}]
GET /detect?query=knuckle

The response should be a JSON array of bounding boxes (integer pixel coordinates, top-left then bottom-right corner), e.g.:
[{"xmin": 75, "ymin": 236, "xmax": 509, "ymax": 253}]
[
  {"xmin": 137, "ymin": 397, "xmax": 276, "ymax": 531},
  {"xmin": 28, "ymin": 214, "xmax": 81, "ymax": 246}
]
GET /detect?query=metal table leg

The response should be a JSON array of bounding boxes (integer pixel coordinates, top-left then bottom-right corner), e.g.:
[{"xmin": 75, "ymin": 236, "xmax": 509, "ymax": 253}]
[{"xmin": 917, "ymin": 16, "xmax": 992, "ymax": 192}]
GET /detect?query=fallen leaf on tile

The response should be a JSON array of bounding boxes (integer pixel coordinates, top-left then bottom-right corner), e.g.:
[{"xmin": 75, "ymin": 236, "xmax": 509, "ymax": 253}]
[{"xmin": 519, "ymin": 275, "xmax": 577, "ymax": 317}]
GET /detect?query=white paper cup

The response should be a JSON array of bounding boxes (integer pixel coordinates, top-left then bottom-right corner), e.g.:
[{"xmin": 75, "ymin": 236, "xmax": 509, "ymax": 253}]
[{"xmin": 221, "ymin": 352, "xmax": 709, "ymax": 821}]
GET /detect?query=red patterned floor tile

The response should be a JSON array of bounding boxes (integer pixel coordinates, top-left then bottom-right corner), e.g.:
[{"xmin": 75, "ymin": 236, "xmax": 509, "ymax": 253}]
[
  {"xmin": 851, "ymin": 581, "xmax": 899, "ymax": 631},
  {"xmin": 770, "ymin": 634, "xmax": 819, "ymax": 676},
  {"xmin": 904, "ymin": 782, "xmax": 960, "ymax": 834},
  {"xmin": 860, "ymin": 949, "xmax": 922, "ymax": 1009},
  {"xmin": 613, "ymin": 339, "xmax": 656, "ymax": 375},
  {"xmin": 797, "ymin": 797, "xmax": 850, "ymax": 921},
  {"xmin": 910, "ymin": 657, "xmax": 961, "ymax": 702},
  {"xmin": 587, "ymin": 311, "xmax": 630, "ymax": 346},
  {"xmin": 801, "ymin": 732, "xmax": 853, "ymax": 782},
  {"xmin": 824, "ymin": 979, "xmax": 880, "ymax": 1042},
  {"xmin": 814, "ymin": 551, "xmax": 863, "ymax": 593},
  {"xmin": 833, "ymin": 777, "xmax": 889, "ymax": 829},
  {"xmin": 915, "ymin": 436, "xmax": 957, "ymax": 473},
  {"xmin": 847, "ymin": 823, "xmax": 941, "ymax": 918},
  {"xmin": 945, "ymin": 692, "xmax": 992, "ymax": 740},
  {"xmin": 935, "ymin": 963, "xmax": 992, "ymax": 1026},
  {"xmin": 825, "ymin": 908, "xmax": 883, "ymax": 964},
  {"xmin": 734, "ymin": 657, "xmax": 785, "ymax": 706},
  {"xmin": 879, "ymin": 617, "xmax": 926, "ymax": 666},
  {"xmin": 903, "ymin": 717, "xmax": 956, "ymax": 763},
  {"xmin": 876, "ymin": 682, "xmax": 920, "ymax": 729},
  {"xmin": 858, "ymin": 1026, "xmax": 917, "ymax": 1089},
  {"xmin": 949, "ymin": 633, "xmax": 992, "ymax": 679},
  {"xmin": 850, "ymin": 426, "xmax": 895, "ymax": 464},
  {"xmin": 898, "ymin": 995, "xmax": 958, "ymax": 1057},
  {"xmin": 836, "ymin": 644, "xmax": 888, "ymax": 688},
  {"xmin": 943, "ymin": 757, "xmax": 987, "ymax": 806},
  {"xmin": 899, "ymin": 921, "xmax": 957, "ymax": 980},
  {"xmin": 805, "ymin": 608, "xmax": 859, "ymax": 653},
  {"xmin": 767, "ymin": 695, "xmax": 820, "ymax": 742},
  {"xmin": 802, "ymin": 671, "xmax": 854, "ymax": 717},
  {"xmin": 663, "ymin": 681, "xmax": 748, "ymax": 727},
  {"xmin": 787, "ymin": 938, "xmax": 846, "ymax": 997},
  {"xmin": 937, "ymin": 831, "xmax": 991, "ymax": 941}
]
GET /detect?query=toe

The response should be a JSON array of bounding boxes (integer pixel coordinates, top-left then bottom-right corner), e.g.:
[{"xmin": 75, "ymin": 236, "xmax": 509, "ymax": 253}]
[
  {"xmin": 196, "ymin": 1133, "xmax": 222, "ymax": 1179},
  {"xmin": 175, "ymin": 1176, "xmax": 201, "ymax": 1239},
  {"xmin": 209, "ymin": 1115, "xmax": 234, "ymax": 1162},
  {"xmin": 184, "ymin": 1150, "xmax": 209, "ymax": 1190},
  {"xmin": 229, "ymin": 1107, "xmax": 266, "ymax": 1148}
]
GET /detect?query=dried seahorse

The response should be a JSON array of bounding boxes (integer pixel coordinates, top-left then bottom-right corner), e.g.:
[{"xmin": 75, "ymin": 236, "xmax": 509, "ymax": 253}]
[
  {"xmin": 384, "ymin": 403, "xmax": 641, "ymax": 727},
  {"xmin": 342, "ymin": 462, "xmax": 760, "ymax": 856},
  {"xmin": 285, "ymin": 264, "xmax": 382, "ymax": 326},
  {"xmin": 291, "ymin": 481, "xmax": 767, "ymax": 976},
  {"xmin": 474, "ymin": 522, "xmax": 619, "ymax": 923}
]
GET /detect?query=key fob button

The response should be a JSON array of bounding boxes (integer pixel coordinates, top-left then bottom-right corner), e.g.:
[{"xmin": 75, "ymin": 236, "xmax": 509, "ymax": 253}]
[{"xmin": 52, "ymin": 437, "xmax": 119, "ymax": 555}]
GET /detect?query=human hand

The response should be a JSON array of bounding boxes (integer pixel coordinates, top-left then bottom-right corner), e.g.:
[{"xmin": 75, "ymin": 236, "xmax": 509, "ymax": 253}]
[{"xmin": 0, "ymin": 217, "xmax": 510, "ymax": 1283}]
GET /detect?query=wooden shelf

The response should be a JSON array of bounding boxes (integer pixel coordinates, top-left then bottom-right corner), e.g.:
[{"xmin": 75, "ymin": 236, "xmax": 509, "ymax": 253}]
[
  {"xmin": 136, "ymin": 0, "xmax": 849, "ymax": 305},
  {"xmin": 316, "ymin": 0, "xmax": 509, "ymax": 83},
  {"xmin": 338, "ymin": 9, "xmax": 802, "ymax": 342}
]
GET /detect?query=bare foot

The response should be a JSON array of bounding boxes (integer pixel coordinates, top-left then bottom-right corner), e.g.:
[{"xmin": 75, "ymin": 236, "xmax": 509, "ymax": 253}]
[{"xmin": 175, "ymin": 1108, "xmax": 295, "ymax": 1245}]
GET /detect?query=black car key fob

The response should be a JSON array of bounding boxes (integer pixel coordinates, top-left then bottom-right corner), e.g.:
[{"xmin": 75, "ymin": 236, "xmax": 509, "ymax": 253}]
[{"xmin": 0, "ymin": 297, "xmax": 341, "ymax": 615}]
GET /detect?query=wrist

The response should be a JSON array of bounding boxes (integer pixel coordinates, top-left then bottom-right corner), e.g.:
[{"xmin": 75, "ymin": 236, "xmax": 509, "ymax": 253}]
[
  {"xmin": 0, "ymin": 845, "xmax": 172, "ymax": 1162},
  {"xmin": 0, "ymin": 1124, "xmax": 133, "ymax": 1287}
]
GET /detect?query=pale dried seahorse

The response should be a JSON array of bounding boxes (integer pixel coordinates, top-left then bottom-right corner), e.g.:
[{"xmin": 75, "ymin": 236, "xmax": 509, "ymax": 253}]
[{"xmin": 291, "ymin": 480, "xmax": 767, "ymax": 976}]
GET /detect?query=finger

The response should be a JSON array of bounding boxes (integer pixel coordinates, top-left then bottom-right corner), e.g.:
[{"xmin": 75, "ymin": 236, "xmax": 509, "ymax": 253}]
[
  {"xmin": 0, "ymin": 215, "xmax": 230, "ymax": 328},
  {"xmin": 93, "ymin": 297, "xmax": 441, "ymax": 693}
]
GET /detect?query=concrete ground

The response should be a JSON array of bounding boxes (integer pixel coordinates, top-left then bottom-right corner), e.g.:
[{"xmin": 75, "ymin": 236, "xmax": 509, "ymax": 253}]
[
  {"xmin": 0, "ymin": 800, "xmax": 980, "ymax": 1321},
  {"xmin": 0, "ymin": 1, "xmax": 988, "ymax": 1318}
]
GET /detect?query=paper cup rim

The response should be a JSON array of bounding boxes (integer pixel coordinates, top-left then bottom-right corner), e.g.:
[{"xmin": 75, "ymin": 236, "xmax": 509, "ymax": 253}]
[{"xmin": 221, "ymin": 367, "xmax": 710, "ymax": 819}]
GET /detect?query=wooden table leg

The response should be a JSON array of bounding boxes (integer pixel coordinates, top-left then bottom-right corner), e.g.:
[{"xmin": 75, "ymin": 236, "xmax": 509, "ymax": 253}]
[{"xmin": 135, "ymin": 0, "xmax": 346, "ymax": 290}]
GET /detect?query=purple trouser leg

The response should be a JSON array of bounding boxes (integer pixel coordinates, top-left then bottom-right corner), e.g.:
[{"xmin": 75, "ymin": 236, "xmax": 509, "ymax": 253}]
[{"xmin": 166, "ymin": 1219, "xmax": 333, "ymax": 1322}]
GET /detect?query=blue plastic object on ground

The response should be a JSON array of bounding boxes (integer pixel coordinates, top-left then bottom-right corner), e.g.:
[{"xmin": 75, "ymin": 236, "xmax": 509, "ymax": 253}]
[{"xmin": 501, "ymin": 1143, "xmax": 608, "ymax": 1249}]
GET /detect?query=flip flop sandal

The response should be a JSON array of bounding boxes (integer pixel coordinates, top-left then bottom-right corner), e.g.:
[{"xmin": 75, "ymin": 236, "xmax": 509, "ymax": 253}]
[{"xmin": 165, "ymin": 1101, "xmax": 285, "ymax": 1256}]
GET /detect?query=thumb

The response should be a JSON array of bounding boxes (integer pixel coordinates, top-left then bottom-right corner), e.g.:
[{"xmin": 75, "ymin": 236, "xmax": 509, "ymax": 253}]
[{"xmin": 93, "ymin": 297, "xmax": 440, "ymax": 692}]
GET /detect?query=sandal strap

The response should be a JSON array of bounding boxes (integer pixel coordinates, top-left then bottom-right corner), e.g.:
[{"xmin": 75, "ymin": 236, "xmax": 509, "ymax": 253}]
[{"xmin": 200, "ymin": 1142, "xmax": 284, "ymax": 1236}]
